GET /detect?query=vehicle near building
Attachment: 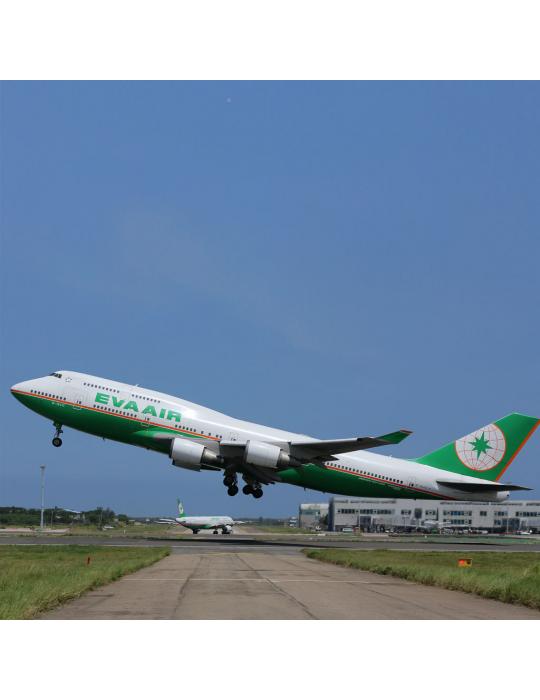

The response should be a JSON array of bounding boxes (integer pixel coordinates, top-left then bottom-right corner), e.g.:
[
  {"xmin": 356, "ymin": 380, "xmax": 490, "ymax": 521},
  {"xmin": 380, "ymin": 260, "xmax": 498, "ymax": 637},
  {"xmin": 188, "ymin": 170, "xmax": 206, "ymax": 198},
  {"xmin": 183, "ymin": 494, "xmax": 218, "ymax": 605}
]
[{"xmin": 298, "ymin": 503, "xmax": 329, "ymax": 529}]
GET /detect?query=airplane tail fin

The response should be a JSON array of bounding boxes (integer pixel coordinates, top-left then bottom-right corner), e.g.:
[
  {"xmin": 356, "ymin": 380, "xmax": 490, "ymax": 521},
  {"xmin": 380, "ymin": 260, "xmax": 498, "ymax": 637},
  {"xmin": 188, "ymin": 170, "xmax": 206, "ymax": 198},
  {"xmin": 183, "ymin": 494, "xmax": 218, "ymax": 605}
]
[
  {"xmin": 414, "ymin": 413, "xmax": 539, "ymax": 481},
  {"xmin": 177, "ymin": 499, "xmax": 185, "ymax": 517}
]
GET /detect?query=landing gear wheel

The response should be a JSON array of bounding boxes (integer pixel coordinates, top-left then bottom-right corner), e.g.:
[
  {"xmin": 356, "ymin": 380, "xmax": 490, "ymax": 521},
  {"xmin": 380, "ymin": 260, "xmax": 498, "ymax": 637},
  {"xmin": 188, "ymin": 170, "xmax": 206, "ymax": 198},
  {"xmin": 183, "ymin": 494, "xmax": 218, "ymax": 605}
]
[
  {"xmin": 223, "ymin": 475, "xmax": 235, "ymax": 487},
  {"xmin": 52, "ymin": 423, "xmax": 63, "ymax": 447},
  {"xmin": 253, "ymin": 488, "xmax": 263, "ymax": 499},
  {"xmin": 242, "ymin": 484, "xmax": 253, "ymax": 495},
  {"xmin": 227, "ymin": 485, "xmax": 239, "ymax": 496},
  {"xmin": 213, "ymin": 530, "xmax": 219, "ymax": 535}
]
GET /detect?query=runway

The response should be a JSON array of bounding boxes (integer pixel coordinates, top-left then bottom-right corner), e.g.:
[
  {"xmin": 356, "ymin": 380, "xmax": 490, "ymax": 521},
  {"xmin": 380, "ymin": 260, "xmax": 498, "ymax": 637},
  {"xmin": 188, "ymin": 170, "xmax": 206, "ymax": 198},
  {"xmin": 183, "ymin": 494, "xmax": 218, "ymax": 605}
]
[
  {"xmin": 41, "ymin": 547, "xmax": 540, "ymax": 619},
  {"xmin": 2, "ymin": 533, "xmax": 540, "ymax": 552}
]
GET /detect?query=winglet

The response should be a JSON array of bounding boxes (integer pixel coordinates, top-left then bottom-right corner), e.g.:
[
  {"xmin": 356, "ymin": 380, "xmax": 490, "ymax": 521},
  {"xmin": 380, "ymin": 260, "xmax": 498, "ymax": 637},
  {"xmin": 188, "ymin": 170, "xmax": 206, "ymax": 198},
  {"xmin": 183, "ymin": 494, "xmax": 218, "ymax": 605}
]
[{"xmin": 378, "ymin": 429, "xmax": 413, "ymax": 445}]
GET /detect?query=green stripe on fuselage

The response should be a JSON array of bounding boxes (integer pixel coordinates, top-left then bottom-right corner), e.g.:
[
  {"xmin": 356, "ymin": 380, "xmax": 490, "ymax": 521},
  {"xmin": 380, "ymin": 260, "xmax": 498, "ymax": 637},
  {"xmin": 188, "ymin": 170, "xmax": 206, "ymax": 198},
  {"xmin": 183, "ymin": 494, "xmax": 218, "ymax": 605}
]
[
  {"xmin": 15, "ymin": 392, "xmax": 441, "ymax": 500},
  {"xmin": 15, "ymin": 393, "xmax": 180, "ymax": 453}
]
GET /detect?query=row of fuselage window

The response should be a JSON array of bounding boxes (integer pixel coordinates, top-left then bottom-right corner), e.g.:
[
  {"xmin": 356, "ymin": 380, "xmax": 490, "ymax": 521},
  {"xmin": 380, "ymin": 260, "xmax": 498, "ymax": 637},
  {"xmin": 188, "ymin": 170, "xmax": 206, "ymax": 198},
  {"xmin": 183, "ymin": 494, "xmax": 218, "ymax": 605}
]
[
  {"xmin": 326, "ymin": 461, "xmax": 410, "ymax": 486},
  {"xmin": 91, "ymin": 403, "xmax": 223, "ymax": 438},
  {"xmin": 81, "ymin": 382, "xmax": 224, "ymax": 436},
  {"xmin": 83, "ymin": 382, "xmax": 161, "ymax": 405},
  {"xmin": 31, "ymin": 389, "xmax": 65, "ymax": 400},
  {"xmin": 34, "ymin": 389, "xmax": 223, "ymax": 439}
]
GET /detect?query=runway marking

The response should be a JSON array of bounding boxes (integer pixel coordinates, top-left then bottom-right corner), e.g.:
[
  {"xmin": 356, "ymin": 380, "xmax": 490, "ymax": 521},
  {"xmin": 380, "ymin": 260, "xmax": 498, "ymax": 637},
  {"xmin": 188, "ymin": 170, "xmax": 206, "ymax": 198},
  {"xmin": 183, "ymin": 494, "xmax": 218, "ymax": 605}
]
[{"xmin": 126, "ymin": 576, "xmax": 414, "ymax": 585}]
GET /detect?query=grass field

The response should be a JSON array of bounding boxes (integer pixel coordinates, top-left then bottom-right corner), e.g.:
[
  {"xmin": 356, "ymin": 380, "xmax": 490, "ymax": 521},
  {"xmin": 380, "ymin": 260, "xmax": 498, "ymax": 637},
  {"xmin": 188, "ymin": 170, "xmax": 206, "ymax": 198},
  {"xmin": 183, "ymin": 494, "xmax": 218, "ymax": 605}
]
[
  {"xmin": 0, "ymin": 545, "xmax": 169, "ymax": 619},
  {"xmin": 305, "ymin": 549, "xmax": 540, "ymax": 609}
]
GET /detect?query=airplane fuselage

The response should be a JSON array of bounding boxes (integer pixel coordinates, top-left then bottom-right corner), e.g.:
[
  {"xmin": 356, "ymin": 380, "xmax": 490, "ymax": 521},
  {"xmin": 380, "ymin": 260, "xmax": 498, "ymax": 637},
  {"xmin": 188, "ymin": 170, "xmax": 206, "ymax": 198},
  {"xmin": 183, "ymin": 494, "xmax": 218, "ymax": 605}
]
[
  {"xmin": 11, "ymin": 371, "xmax": 513, "ymax": 503},
  {"xmin": 175, "ymin": 516, "xmax": 233, "ymax": 533}
]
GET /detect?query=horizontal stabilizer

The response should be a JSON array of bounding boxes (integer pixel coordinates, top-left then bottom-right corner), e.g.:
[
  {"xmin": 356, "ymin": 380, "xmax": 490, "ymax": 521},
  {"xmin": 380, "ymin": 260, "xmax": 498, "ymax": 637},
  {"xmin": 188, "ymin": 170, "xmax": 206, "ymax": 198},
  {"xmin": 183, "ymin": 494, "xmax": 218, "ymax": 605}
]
[{"xmin": 437, "ymin": 480, "xmax": 531, "ymax": 492}]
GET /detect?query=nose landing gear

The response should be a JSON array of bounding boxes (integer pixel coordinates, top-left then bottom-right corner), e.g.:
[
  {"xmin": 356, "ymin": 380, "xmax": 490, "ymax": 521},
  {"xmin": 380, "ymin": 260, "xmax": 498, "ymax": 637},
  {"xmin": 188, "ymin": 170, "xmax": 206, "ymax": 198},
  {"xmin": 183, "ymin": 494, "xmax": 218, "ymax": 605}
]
[{"xmin": 52, "ymin": 424, "xmax": 63, "ymax": 447}]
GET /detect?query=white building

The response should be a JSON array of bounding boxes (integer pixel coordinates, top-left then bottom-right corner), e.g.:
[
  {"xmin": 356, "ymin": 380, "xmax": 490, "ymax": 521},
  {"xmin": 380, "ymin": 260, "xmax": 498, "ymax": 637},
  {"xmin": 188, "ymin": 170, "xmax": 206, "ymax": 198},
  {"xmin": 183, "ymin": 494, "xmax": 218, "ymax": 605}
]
[{"xmin": 326, "ymin": 497, "xmax": 540, "ymax": 532}]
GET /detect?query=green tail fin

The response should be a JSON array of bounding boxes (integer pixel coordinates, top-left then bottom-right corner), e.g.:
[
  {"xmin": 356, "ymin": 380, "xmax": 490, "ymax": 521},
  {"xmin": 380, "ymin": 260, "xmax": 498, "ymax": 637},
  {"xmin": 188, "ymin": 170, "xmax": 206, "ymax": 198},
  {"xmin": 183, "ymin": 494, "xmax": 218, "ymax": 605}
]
[
  {"xmin": 177, "ymin": 499, "xmax": 185, "ymax": 517},
  {"xmin": 414, "ymin": 413, "xmax": 539, "ymax": 481}
]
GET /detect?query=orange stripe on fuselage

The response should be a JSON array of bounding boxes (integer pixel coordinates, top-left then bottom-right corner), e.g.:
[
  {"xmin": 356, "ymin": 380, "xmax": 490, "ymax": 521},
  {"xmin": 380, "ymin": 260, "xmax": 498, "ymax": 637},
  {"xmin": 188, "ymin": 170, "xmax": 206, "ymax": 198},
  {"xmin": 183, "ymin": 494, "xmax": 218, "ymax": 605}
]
[
  {"xmin": 325, "ymin": 463, "xmax": 455, "ymax": 500},
  {"xmin": 11, "ymin": 389, "xmax": 219, "ymax": 441}
]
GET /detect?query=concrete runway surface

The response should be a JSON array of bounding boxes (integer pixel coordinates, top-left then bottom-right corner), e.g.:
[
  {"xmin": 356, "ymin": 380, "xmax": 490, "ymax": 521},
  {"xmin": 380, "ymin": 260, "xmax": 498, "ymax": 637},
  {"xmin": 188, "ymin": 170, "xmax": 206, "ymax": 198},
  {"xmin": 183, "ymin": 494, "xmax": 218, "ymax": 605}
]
[
  {"xmin": 41, "ymin": 548, "xmax": 540, "ymax": 620},
  {"xmin": 3, "ymin": 533, "xmax": 540, "ymax": 552}
]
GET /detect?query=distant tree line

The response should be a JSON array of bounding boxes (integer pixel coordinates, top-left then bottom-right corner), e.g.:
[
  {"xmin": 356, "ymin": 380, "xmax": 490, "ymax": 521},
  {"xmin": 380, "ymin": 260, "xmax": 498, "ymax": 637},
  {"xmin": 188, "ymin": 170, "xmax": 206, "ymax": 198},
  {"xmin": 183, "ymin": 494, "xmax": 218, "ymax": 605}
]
[{"xmin": 0, "ymin": 506, "xmax": 130, "ymax": 526}]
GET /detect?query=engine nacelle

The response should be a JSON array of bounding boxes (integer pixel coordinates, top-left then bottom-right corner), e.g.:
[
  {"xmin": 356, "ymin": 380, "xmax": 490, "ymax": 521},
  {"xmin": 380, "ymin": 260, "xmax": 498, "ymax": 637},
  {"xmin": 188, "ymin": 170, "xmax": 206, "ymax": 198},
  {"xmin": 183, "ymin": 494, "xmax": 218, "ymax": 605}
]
[
  {"xmin": 170, "ymin": 437, "xmax": 222, "ymax": 471},
  {"xmin": 244, "ymin": 440, "xmax": 293, "ymax": 470}
]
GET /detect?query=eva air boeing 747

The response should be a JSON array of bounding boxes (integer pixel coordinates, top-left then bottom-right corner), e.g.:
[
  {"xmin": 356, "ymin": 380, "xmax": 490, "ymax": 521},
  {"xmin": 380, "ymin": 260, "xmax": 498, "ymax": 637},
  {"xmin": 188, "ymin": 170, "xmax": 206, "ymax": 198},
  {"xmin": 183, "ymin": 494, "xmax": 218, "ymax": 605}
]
[{"xmin": 10, "ymin": 371, "xmax": 539, "ymax": 502}]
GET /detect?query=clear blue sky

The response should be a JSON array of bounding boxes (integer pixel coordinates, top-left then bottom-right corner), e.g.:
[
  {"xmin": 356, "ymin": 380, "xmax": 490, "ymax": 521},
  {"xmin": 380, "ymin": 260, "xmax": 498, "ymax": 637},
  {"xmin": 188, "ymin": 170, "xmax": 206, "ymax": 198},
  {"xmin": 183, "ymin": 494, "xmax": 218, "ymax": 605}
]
[{"xmin": 1, "ymin": 81, "xmax": 539, "ymax": 517}]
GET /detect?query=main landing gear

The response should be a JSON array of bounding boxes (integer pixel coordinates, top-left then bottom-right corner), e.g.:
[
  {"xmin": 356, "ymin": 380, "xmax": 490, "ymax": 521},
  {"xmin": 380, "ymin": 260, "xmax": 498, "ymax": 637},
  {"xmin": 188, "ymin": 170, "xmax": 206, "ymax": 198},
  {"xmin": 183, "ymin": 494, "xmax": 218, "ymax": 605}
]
[
  {"xmin": 242, "ymin": 480, "xmax": 263, "ymax": 499},
  {"xmin": 223, "ymin": 470, "xmax": 239, "ymax": 496},
  {"xmin": 223, "ymin": 471, "xmax": 263, "ymax": 498},
  {"xmin": 52, "ymin": 423, "xmax": 63, "ymax": 447}
]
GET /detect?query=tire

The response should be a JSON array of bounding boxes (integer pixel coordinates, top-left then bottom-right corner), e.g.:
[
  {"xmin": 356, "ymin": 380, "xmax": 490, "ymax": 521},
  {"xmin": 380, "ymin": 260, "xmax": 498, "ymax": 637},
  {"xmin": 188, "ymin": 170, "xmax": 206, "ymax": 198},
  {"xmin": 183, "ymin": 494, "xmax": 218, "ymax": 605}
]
[
  {"xmin": 223, "ymin": 475, "xmax": 235, "ymax": 487},
  {"xmin": 52, "ymin": 437, "xmax": 62, "ymax": 447},
  {"xmin": 227, "ymin": 485, "xmax": 238, "ymax": 496},
  {"xmin": 253, "ymin": 488, "xmax": 263, "ymax": 499},
  {"xmin": 192, "ymin": 530, "xmax": 199, "ymax": 535},
  {"xmin": 242, "ymin": 484, "xmax": 252, "ymax": 495}
]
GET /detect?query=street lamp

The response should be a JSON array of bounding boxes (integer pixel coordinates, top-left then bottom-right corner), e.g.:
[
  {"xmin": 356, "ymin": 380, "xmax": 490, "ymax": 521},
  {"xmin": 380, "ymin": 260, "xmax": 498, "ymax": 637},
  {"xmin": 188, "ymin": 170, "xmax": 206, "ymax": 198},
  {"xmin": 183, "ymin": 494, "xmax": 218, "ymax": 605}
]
[{"xmin": 40, "ymin": 465, "xmax": 46, "ymax": 530}]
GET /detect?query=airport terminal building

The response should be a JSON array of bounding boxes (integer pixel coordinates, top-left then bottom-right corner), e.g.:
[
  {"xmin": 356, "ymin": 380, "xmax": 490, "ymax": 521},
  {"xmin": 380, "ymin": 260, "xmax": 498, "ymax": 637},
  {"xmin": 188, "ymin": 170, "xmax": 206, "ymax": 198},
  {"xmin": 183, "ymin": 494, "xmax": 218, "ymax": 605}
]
[{"xmin": 300, "ymin": 498, "xmax": 540, "ymax": 533}]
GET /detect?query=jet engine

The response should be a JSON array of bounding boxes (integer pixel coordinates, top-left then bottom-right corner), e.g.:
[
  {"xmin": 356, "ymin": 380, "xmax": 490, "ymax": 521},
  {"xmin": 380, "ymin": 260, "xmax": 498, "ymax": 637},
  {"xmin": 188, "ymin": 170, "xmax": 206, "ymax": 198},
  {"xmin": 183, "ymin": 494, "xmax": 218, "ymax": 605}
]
[
  {"xmin": 169, "ymin": 437, "xmax": 222, "ymax": 471},
  {"xmin": 244, "ymin": 440, "xmax": 297, "ymax": 470}
]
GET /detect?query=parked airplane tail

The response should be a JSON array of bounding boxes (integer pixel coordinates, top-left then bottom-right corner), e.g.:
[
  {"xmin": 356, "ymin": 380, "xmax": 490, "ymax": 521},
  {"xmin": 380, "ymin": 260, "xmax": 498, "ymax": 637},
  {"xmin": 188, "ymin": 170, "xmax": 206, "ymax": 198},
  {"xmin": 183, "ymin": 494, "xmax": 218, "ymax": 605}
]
[
  {"xmin": 414, "ymin": 412, "xmax": 539, "ymax": 482},
  {"xmin": 177, "ymin": 499, "xmax": 185, "ymax": 517}
]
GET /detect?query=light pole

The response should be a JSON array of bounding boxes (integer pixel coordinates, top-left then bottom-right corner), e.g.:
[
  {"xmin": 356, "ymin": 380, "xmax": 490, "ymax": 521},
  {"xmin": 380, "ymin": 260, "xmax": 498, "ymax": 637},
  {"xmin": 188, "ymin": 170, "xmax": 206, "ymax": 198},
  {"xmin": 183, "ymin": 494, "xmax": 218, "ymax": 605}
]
[{"xmin": 40, "ymin": 465, "xmax": 46, "ymax": 530}]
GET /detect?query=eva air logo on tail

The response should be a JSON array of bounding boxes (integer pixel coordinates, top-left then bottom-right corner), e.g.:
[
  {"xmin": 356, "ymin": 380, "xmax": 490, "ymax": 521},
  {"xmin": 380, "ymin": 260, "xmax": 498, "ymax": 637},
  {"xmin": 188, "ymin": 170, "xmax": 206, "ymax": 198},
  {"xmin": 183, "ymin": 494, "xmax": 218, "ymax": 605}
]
[
  {"xmin": 415, "ymin": 412, "xmax": 539, "ymax": 481},
  {"xmin": 455, "ymin": 423, "xmax": 506, "ymax": 471}
]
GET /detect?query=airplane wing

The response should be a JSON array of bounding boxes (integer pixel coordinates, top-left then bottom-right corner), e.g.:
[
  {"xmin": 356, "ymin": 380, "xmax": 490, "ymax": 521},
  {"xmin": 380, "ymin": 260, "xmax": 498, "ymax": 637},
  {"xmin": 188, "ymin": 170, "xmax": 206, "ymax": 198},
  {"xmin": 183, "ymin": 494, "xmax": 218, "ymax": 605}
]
[
  {"xmin": 220, "ymin": 429, "xmax": 412, "ymax": 464},
  {"xmin": 436, "ymin": 480, "xmax": 531, "ymax": 492},
  {"xmin": 287, "ymin": 430, "xmax": 412, "ymax": 461}
]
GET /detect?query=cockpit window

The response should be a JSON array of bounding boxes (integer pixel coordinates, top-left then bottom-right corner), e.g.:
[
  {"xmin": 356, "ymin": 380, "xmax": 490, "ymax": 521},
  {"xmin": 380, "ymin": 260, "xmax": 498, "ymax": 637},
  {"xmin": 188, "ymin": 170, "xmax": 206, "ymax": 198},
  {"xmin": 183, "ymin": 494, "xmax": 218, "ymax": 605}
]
[{"xmin": 49, "ymin": 372, "xmax": 62, "ymax": 378}]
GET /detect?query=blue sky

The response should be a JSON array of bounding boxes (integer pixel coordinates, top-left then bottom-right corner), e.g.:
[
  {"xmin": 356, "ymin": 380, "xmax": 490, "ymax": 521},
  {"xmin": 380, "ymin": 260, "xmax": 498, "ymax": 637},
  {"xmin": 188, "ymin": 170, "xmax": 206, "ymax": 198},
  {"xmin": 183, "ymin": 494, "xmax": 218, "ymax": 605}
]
[{"xmin": 1, "ymin": 81, "xmax": 539, "ymax": 517}]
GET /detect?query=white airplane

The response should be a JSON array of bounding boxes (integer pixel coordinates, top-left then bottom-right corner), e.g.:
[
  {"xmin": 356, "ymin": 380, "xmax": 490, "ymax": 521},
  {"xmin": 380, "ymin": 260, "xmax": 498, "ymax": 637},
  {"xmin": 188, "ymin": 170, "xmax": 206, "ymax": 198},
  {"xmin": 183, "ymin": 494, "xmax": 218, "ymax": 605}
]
[
  {"xmin": 172, "ymin": 500, "xmax": 234, "ymax": 535},
  {"xmin": 419, "ymin": 519, "xmax": 454, "ymax": 531},
  {"xmin": 10, "ymin": 371, "xmax": 540, "ymax": 503}
]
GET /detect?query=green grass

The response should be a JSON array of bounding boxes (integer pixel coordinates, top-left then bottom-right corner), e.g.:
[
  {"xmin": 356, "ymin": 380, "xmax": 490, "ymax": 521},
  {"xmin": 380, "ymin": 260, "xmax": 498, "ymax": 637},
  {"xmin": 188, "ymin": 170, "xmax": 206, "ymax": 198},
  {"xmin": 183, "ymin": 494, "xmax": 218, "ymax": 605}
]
[
  {"xmin": 305, "ymin": 549, "xmax": 540, "ymax": 610},
  {"xmin": 0, "ymin": 545, "xmax": 169, "ymax": 619},
  {"xmin": 0, "ymin": 523, "xmax": 185, "ymax": 538}
]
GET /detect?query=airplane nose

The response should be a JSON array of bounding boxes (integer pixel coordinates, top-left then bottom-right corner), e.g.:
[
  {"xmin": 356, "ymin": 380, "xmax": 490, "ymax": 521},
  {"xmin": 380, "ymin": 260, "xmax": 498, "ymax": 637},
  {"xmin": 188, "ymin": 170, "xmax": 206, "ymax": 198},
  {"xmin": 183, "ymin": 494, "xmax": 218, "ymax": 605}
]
[{"xmin": 11, "ymin": 381, "xmax": 29, "ymax": 396}]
